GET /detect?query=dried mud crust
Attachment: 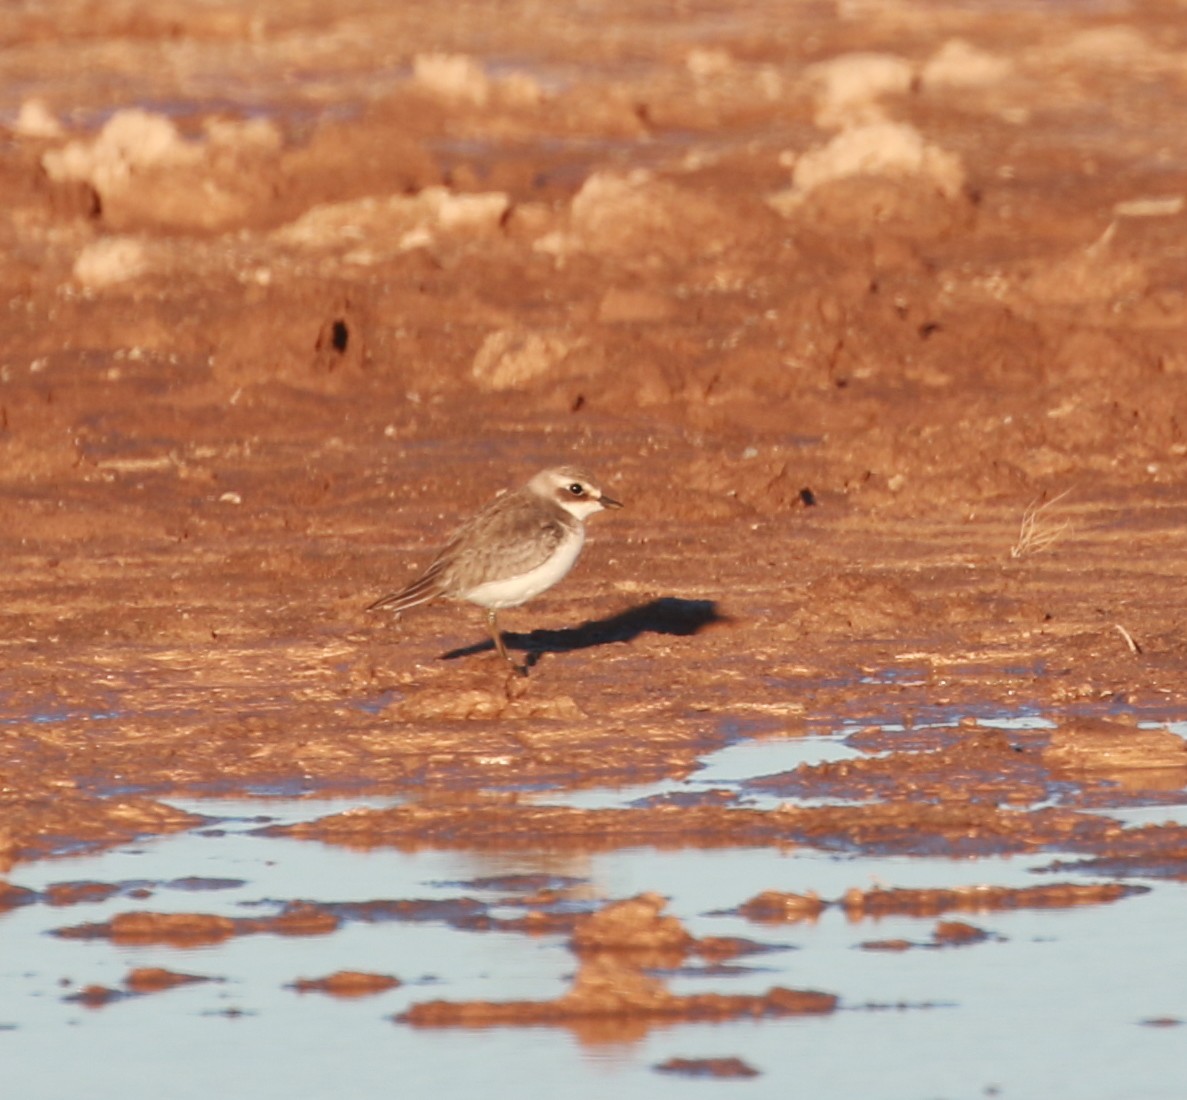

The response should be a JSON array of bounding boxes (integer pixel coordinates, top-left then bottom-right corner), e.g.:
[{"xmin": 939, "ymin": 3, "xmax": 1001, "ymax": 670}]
[{"xmin": 1, "ymin": 0, "xmax": 1187, "ymax": 871}]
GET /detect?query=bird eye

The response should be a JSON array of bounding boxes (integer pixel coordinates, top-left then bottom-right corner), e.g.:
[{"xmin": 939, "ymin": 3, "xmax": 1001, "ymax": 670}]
[{"xmin": 568, "ymin": 483, "xmax": 585, "ymax": 496}]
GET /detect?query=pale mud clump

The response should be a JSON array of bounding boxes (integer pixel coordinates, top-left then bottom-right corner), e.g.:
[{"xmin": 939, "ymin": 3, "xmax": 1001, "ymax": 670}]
[
  {"xmin": 272, "ymin": 187, "xmax": 510, "ymax": 258},
  {"xmin": 920, "ymin": 40, "xmax": 1015, "ymax": 90},
  {"xmin": 768, "ymin": 49, "xmax": 968, "ymax": 228},
  {"xmin": 535, "ymin": 169, "xmax": 737, "ymax": 260},
  {"xmin": 470, "ymin": 329, "xmax": 585, "ymax": 392},
  {"xmin": 411, "ymin": 52, "xmax": 544, "ymax": 109},
  {"xmin": 71, "ymin": 236, "xmax": 151, "ymax": 288},
  {"xmin": 802, "ymin": 52, "xmax": 916, "ymax": 128},
  {"xmin": 769, "ymin": 120, "xmax": 967, "ymax": 227},
  {"xmin": 42, "ymin": 108, "xmax": 283, "ymax": 231}
]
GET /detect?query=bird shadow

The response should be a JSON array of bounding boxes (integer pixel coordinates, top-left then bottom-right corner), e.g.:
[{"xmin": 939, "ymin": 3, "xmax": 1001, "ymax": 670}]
[{"xmin": 440, "ymin": 597, "xmax": 727, "ymax": 666}]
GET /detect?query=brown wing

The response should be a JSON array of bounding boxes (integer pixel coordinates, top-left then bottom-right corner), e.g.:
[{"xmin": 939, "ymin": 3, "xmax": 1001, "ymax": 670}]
[{"xmin": 436, "ymin": 490, "xmax": 573, "ymax": 588}]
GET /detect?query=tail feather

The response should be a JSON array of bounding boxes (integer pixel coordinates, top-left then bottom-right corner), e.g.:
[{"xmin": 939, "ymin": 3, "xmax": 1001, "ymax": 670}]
[{"xmin": 366, "ymin": 570, "xmax": 445, "ymax": 613}]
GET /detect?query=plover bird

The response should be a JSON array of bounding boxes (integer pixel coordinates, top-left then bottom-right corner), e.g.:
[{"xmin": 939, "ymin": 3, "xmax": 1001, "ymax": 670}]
[{"xmin": 367, "ymin": 466, "xmax": 622, "ymax": 673}]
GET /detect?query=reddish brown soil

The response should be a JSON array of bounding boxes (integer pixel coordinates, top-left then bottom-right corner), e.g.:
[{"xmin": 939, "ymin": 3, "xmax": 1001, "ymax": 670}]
[{"xmin": 2, "ymin": 1, "xmax": 1187, "ymax": 879}]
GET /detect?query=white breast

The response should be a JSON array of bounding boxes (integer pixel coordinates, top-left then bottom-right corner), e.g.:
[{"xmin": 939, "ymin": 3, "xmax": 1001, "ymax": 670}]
[{"xmin": 461, "ymin": 527, "xmax": 585, "ymax": 610}]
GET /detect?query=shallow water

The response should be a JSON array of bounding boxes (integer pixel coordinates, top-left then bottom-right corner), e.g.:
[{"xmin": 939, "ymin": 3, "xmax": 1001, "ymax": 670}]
[
  {"xmin": 534, "ymin": 734, "xmax": 865, "ymax": 811},
  {"xmin": 3, "ymin": 716, "xmax": 1186, "ymax": 1100},
  {"xmin": 529, "ymin": 710, "xmax": 1061, "ymax": 812}
]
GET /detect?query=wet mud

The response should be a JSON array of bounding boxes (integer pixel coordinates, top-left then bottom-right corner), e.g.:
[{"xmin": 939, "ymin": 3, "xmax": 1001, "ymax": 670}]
[
  {"xmin": 858, "ymin": 919, "xmax": 995, "ymax": 952},
  {"xmin": 289, "ymin": 971, "xmax": 401, "ymax": 998},
  {"xmin": 272, "ymin": 793, "xmax": 1119, "ymax": 856},
  {"xmin": 53, "ymin": 903, "xmax": 341, "ymax": 945},
  {"xmin": 399, "ymin": 895, "xmax": 837, "ymax": 1034},
  {"xmin": 2, "ymin": 0, "xmax": 1187, "ymax": 1086},
  {"xmin": 738, "ymin": 880, "xmax": 1148, "ymax": 922}
]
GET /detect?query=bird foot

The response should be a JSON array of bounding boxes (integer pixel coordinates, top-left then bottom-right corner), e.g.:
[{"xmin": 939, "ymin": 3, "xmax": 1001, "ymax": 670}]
[{"xmin": 504, "ymin": 656, "xmax": 529, "ymax": 678}]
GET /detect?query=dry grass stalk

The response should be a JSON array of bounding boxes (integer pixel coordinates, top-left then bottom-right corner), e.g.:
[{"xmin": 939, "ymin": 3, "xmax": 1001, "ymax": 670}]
[
  {"xmin": 1010, "ymin": 490, "xmax": 1071, "ymax": 559},
  {"xmin": 1113, "ymin": 623, "xmax": 1142, "ymax": 656}
]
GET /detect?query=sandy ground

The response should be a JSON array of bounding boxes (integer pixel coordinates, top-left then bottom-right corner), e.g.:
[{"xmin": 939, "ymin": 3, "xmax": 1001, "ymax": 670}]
[{"xmin": 3, "ymin": 0, "xmax": 1187, "ymax": 899}]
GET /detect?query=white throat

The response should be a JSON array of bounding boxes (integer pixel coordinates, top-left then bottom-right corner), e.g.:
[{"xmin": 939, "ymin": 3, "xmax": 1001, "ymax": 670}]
[{"xmin": 557, "ymin": 496, "xmax": 604, "ymax": 521}]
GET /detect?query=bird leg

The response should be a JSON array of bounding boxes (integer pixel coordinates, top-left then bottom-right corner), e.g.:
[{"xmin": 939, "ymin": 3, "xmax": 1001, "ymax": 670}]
[{"xmin": 486, "ymin": 608, "xmax": 527, "ymax": 675}]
